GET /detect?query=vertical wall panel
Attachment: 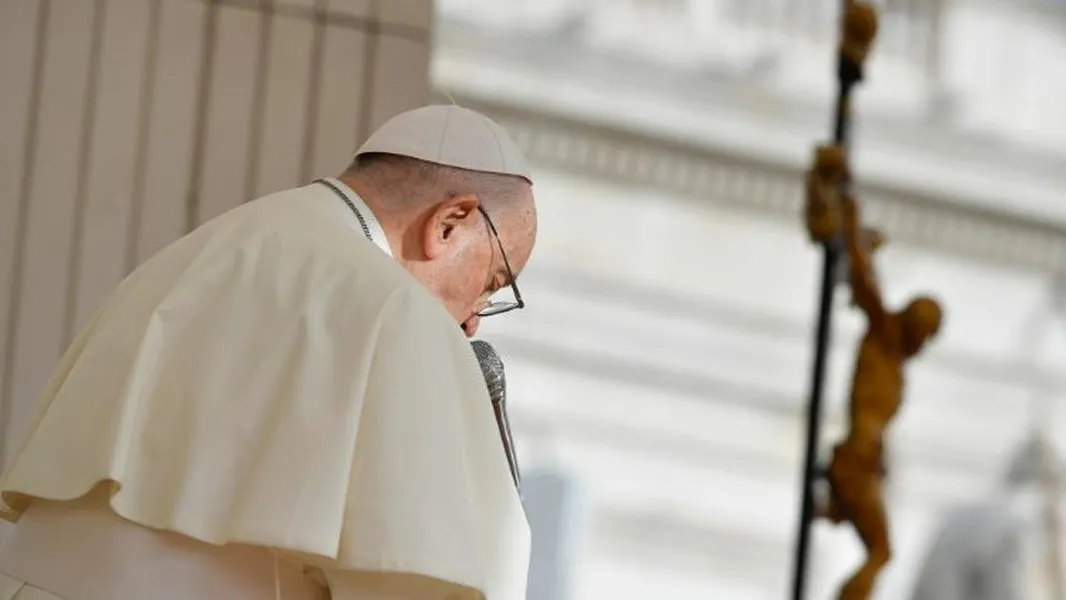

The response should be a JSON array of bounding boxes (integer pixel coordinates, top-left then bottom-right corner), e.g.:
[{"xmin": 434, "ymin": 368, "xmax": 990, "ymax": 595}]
[
  {"xmin": 308, "ymin": 25, "xmax": 368, "ymax": 179},
  {"xmin": 523, "ymin": 468, "xmax": 589, "ymax": 600},
  {"xmin": 134, "ymin": 0, "xmax": 207, "ymax": 264},
  {"xmin": 326, "ymin": 0, "xmax": 372, "ymax": 17},
  {"xmin": 0, "ymin": 0, "xmax": 44, "ymax": 468},
  {"xmin": 366, "ymin": 35, "xmax": 431, "ymax": 133},
  {"xmin": 255, "ymin": 13, "xmax": 316, "ymax": 196},
  {"xmin": 72, "ymin": 0, "xmax": 154, "ymax": 334},
  {"xmin": 278, "ymin": 0, "xmax": 318, "ymax": 9},
  {"xmin": 4, "ymin": 0, "xmax": 101, "ymax": 466},
  {"xmin": 0, "ymin": 0, "xmax": 434, "ymax": 468},
  {"xmin": 379, "ymin": 0, "xmax": 433, "ymax": 30},
  {"xmin": 196, "ymin": 5, "xmax": 263, "ymax": 225}
]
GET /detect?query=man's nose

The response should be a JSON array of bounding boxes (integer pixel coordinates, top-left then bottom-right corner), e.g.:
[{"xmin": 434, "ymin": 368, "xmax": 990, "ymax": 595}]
[{"xmin": 461, "ymin": 315, "xmax": 480, "ymax": 338}]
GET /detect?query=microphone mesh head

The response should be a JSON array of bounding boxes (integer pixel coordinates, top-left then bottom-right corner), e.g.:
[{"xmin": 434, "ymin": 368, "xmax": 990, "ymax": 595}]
[{"xmin": 471, "ymin": 340, "xmax": 506, "ymax": 405}]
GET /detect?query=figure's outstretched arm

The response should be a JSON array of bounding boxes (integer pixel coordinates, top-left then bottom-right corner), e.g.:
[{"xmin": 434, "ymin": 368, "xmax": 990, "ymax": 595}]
[{"xmin": 842, "ymin": 194, "xmax": 886, "ymax": 326}]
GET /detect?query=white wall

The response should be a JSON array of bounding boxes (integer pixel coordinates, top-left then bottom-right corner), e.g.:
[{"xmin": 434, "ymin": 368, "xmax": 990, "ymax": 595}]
[
  {"xmin": 478, "ymin": 167, "xmax": 1066, "ymax": 600},
  {"xmin": 432, "ymin": 0, "xmax": 1066, "ymax": 593}
]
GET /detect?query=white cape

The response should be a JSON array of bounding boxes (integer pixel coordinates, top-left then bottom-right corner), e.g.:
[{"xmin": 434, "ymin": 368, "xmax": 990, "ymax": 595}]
[{"xmin": 0, "ymin": 184, "xmax": 530, "ymax": 600}]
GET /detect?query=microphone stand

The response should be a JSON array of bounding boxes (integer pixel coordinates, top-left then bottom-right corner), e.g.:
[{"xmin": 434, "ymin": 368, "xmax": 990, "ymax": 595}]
[{"xmin": 790, "ymin": 2, "xmax": 877, "ymax": 599}]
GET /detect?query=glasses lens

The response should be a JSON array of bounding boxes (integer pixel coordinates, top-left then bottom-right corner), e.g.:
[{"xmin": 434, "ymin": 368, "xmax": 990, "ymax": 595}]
[{"xmin": 479, "ymin": 301, "xmax": 519, "ymax": 317}]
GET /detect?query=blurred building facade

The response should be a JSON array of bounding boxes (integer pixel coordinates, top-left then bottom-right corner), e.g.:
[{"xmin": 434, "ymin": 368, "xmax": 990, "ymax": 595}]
[{"xmin": 435, "ymin": 1, "xmax": 1066, "ymax": 599}]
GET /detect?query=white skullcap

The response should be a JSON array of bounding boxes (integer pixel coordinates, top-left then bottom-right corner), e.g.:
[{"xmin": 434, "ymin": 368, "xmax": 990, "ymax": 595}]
[{"xmin": 355, "ymin": 105, "xmax": 533, "ymax": 183}]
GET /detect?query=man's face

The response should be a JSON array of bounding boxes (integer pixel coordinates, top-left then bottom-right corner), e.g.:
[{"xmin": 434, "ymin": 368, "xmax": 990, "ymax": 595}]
[{"xmin": 413, "ymin": 189, "xmax": 536, "ymax": 337}]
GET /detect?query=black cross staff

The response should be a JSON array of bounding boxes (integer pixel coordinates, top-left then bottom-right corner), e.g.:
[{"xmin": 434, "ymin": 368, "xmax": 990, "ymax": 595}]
[{"xmin": 790, "ymin": 2, "xmax": 877, "ymax": 599}]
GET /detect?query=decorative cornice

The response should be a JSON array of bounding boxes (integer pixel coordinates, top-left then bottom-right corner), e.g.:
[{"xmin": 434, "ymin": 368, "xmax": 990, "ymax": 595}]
[{"xmin": 443, "ymin": 92, "xmax": 1066, "ymax": 273}]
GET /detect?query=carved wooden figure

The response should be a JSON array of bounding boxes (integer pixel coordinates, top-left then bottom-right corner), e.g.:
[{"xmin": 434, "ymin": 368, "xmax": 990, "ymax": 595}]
[
  {"xmin": 846, "ymin": 227, "xmax": 885, "ymax": 307},
  {"xmin": 816, "ymin": 193, "xmax": 943, "ymax": 600}
]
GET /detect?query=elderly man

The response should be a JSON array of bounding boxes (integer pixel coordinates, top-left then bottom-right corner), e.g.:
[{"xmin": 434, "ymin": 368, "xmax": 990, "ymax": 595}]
[{"xmin": 0, "ymin": 105, "xmax": 536, "ymax": 600}]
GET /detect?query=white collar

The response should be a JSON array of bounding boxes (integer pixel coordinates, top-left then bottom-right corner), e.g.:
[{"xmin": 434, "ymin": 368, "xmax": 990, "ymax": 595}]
[{"xmin": 321, "ymin": 177, "xmax": 394, "ymax": 258}]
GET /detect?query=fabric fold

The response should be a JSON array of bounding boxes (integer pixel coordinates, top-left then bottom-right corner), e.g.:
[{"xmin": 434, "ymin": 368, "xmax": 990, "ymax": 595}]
[{"xmin": 0, "ymin": 184, "xmax": 529, "ymax": 600}]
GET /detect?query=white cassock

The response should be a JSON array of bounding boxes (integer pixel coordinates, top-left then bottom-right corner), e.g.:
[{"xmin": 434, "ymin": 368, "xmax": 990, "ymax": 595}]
[{"xmin": 0, "ymin": 179, "xmax": 530, "ymax": 600}]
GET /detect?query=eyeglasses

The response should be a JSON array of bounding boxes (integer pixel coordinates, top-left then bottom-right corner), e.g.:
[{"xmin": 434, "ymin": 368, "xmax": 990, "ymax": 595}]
[{"xmin": 476, "ymin": 206, "xmax": 524, "ymax": 317}]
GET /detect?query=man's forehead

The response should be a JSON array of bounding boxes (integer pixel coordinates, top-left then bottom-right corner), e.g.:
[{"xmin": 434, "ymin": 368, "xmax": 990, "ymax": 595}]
[{"xmin": 498, "ymin": 210, "xmax": 536, "ymax": 274}]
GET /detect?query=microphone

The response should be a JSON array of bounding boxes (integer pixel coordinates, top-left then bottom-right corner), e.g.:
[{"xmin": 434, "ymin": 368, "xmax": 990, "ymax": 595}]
[{"xmin": 471, "ymin": 340, "xmax": 521, "ymax": 492}]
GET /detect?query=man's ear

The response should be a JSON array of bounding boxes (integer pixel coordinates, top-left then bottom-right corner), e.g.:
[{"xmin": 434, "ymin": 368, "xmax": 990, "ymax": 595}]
[{"xmin": 423, "ymin": 193, "xmax": 480, "ymax": 260}]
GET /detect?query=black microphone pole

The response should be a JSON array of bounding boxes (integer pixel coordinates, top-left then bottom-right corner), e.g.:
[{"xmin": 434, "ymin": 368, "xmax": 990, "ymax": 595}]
[{"xmin": 789, "ymin": 2, "xmax": 875, "ymax": 599}]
